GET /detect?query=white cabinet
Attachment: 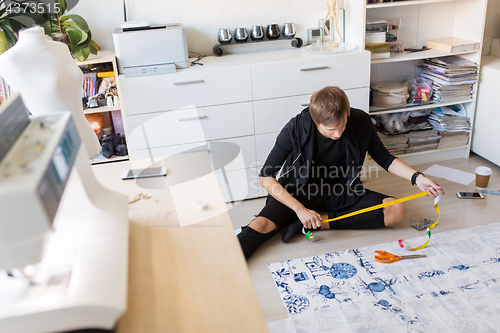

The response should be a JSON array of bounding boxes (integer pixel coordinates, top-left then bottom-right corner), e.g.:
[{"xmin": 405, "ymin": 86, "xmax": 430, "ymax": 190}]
[
  {"xmin": 471, "ymin": 56, "xmax": 500, "ymax": 166},
  {"xmin": 119, "ymin": 49, "xmax": 370, "ymax": 201},
  {"xmin": 362, "ymin": 0, "xmax": 488, "ymax": 166}
]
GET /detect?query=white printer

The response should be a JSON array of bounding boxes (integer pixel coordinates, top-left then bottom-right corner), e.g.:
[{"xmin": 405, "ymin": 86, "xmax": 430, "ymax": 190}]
[{"xmin": 113, "ymin": 23, "xmax": 190, "ymax": 77}]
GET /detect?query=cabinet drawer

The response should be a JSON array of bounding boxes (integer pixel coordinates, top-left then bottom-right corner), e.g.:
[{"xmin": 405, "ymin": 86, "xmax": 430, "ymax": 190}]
[
  {"xmin": 215, "ymin": 168, "xmax": 259, "ymax": 202},
  {"xmin": 253, "ymin": 87, "xmax": 369, "ymax": 135},
  {"xmin": 208, "ymin": 136, "xmax": 256, "ymax": 172},
  {"xmin": 254, "ymin": 95, "xmax": 309, "ymax": 135},
  {"xmin": 255, "ymin": 132, "xmax": 279, "ymax": 167},
  {"xmin": 345, "ymin": 87, "xmax": 369, "ymax": 112},
  {"xmin": 126, "ymin": 102, "xmax": 254, "ymax": 150},
  {"xmin": 119, "ymin": 65, "xmax": 252, "ymax": 115},
  {"xmin": 129, "ymin": 136, "xmax": 256, "ymax": 172},
  {"xmin": 251, "ymin": 51, "xmax": 370, "ymax": 100}
]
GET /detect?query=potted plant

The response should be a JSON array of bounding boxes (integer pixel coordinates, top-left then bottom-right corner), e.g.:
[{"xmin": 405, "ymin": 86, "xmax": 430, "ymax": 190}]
[
  {"xmin": 45, "ymin": 0, "xmax": 100, "ymax": 61},
  {"xmin": 0, "ymin": 0, "xmax": 48, "ymax": 54}
]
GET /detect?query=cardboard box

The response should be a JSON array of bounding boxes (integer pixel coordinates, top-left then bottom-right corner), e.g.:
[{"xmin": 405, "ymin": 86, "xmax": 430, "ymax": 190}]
[{"xmin": 425, "ymin": 38, "xmax": 480, "ymax": 53}]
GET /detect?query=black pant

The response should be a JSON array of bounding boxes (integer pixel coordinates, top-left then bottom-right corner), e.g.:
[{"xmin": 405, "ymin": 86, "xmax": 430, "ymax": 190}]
[{"xmin": 237, "ymin": 188, "xmax": 391, "ymax": 259}]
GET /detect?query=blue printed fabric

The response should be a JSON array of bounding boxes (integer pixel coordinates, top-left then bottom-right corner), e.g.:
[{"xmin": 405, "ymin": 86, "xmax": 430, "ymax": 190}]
[{"xmin": 269, "ymin": 223, "xmax": 500, "ymax": 332}]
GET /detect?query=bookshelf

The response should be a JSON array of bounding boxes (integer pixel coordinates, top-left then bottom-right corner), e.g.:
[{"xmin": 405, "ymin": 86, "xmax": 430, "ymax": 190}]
[
  {"xmin": 76, "ymin": 50, "xmax": 129, "ymax": 164},
  {"xmin": 359, "ymin": 0, "xmax": 488, "ymax": 165}
]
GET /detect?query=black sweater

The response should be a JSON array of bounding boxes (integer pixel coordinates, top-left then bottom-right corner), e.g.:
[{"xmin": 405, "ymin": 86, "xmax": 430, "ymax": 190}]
[{"xmin": 260, "ymin": 108, "xmax": 396, "ymax": 207}]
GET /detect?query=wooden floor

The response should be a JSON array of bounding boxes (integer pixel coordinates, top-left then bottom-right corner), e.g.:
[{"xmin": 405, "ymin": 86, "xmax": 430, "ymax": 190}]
[{"xmin": 228, "ymin": 153, "xmax": 500, "ymax": 323}]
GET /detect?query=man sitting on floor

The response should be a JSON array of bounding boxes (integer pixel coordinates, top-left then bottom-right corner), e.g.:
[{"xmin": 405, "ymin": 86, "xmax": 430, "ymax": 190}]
[{"xmin": 237, "ymin": 86, "xmax": 443, "ymax": 260}]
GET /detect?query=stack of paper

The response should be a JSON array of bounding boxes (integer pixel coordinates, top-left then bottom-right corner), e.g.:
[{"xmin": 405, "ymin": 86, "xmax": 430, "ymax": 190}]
[
  {"xmin": 377, "ymin": 132, "xmax": 408, "ymax": 155},
  {"xmin": 419, "ymin": 56, "xmax": 478, "ymax": 102},
  {"xmin": 427, "ymin": 105, "xmax": 470, "ymax": 149},
  {"xmin": 438, "ymin": 131, "xmax": 470, "ymax": 149},
  {"xmin": 407, "ymin": 129, "xmax": 441, "ymax": 153}
]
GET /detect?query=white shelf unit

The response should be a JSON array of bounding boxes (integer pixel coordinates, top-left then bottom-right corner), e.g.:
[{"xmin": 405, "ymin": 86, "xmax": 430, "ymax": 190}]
[
  {"xmin": 77, "ymin": 50, "xmax": 129, "ymax": 164},
  {"xmin": 363, "ymin": 0, "xmax": 488, "ymax": 165}
]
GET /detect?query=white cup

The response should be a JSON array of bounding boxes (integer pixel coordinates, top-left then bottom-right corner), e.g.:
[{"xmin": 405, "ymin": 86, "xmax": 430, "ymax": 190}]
[{"xmin": 475, "ymin": 166, "xmax": 492, "ymax": 189}]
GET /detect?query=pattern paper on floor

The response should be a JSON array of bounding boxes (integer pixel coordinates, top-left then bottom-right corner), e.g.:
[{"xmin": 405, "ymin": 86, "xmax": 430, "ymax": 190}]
[
  {"xmin": 269, "ymin": 223, "xmax": 500, "ymax": 332},
  {"xmin": 423, "ymin": 164, "xmax": 475, "ymax": 185}
]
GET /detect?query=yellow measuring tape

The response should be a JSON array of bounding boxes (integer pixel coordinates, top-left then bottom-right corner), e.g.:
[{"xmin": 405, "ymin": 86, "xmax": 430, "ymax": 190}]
[{"xmin": 303, "ymin": 191, "xmax": 441, "ymax": 251}]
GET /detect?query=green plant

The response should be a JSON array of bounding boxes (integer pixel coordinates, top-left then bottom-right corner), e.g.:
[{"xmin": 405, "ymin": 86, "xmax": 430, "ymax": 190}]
[
  {"xmin": 46, "ymin": 0, "xmax": 100, "ymax": 61},
  {"xmin": 0, "ymin": 0, "xmax": 47, "ymax": 52}
]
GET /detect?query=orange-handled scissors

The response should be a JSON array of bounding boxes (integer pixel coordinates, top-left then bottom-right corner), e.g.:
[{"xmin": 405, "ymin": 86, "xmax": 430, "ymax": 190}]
[{"xmin": 374, "ymin": 250, "xmax": 426, "ymax": 264}]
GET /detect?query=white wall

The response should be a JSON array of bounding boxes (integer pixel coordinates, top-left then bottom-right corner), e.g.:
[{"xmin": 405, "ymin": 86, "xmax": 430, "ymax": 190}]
[
  {"xmin": 483, "ymin": 0, "xmax": 500, "ymax": 55},
  {"xmin": 71, "ymin": 0, "xmax": 498, "ymax": 56},
  {"xmin": 70, "ymin": 0, "xmax": 343, "ymax": 55}
]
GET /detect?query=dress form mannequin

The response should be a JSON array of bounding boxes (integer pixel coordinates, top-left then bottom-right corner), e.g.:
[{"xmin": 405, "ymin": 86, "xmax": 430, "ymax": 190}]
[{"xmin": 0, "ymin": 26, "xmax": 101, "ymax": 159}]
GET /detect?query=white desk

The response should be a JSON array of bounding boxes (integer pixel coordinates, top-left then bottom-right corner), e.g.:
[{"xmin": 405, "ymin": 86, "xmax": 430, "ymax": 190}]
[{"xmin": 91, "ymin": 152, "xmax": 268, "ymax": 333}]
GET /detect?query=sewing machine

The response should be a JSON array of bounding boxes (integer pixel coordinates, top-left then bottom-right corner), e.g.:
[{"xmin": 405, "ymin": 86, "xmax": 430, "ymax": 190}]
[{"xmin": 0, "ymin": 95, "xmax": 129, "ymax": 332}]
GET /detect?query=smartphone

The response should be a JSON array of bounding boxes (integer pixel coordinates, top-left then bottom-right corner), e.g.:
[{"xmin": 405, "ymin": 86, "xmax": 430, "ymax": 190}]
[
  {"xmin": 121, "ymin": 166, "xmax": 167, "ymax": 180},
  {"xmin": 456, "ymin": 192, "xmax": 484, "ymax": 199}
]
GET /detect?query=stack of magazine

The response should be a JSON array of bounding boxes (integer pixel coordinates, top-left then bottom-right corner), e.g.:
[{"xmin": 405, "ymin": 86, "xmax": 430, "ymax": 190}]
[
  {"xmin": 407, "ymin": 129, "xmax": 441, "ymax": 153},
  {"xmin": 419, "ymin": 56, "xmax": 478, "ymax": 103},
  {"xmin": 377, "ymin": 132, "xmax": 408, "ymax": 156},
  {"xmin": 427, "ymin": 105, "xmax": 470, "ymax": 149}
]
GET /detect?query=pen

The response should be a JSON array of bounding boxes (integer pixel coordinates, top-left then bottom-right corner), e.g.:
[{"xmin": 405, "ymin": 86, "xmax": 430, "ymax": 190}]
[{"xmin": 481, "ymin": 190, "xmax": 500, "ymax": 195}]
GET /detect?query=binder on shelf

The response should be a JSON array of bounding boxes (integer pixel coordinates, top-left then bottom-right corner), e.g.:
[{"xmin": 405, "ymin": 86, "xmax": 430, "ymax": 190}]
[{"xmin": 425, "ymin": 38, "xmax": 480, "ymax": 53}]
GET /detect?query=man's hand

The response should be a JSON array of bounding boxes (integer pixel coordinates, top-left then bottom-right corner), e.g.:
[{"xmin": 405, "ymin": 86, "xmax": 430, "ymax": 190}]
[
  {"xmin": 295, "ymin": 206, "xmax": 323, "ymax": 229},
  {"xmin": 416, "ymin": 175, "xmax": 444, "ymax": 197}
]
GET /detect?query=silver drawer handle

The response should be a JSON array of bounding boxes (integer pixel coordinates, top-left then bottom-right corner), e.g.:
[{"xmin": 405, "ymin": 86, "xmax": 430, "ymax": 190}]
[
  {"xmin": 178, "ymin": 115, "xmax": 208, "ymax": 121},
  {"xmin": 301, "ymin": 103, "xmax": 310, "ymax": 107},
  {"xmin": 182, "ymin": 148, "xmax": 211, "ymax": 154},
  {"xmin": 173, "ymin": 79, "xmax": 204, "ymax": 85},
  {"xmin": 300, "ymin": 66, "xmax": 329, "ymax": 72}
]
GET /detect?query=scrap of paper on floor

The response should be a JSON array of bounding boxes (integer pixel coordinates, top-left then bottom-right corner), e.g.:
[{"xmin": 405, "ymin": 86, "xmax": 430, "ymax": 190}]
[
  {"xmin": 444, "ymin": 169, "xmax": 475, "ymax": 185},
  {"xmin": 423, "ymin": 164, "xmax": 475, "ymax": 185},
  {"xmin": 423, "ymin": 164, "xmax": 455, "ymax": 178}
]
